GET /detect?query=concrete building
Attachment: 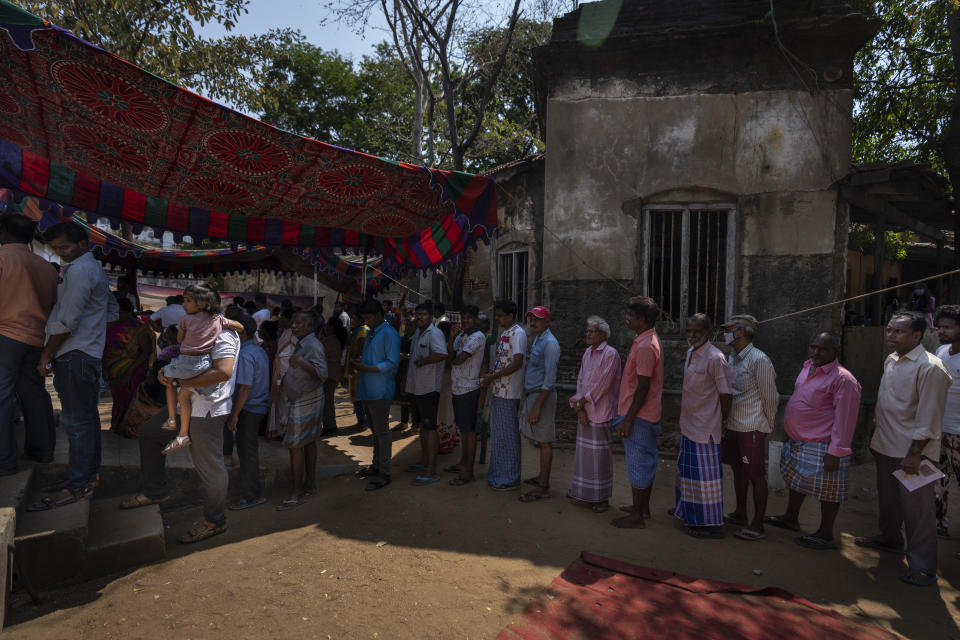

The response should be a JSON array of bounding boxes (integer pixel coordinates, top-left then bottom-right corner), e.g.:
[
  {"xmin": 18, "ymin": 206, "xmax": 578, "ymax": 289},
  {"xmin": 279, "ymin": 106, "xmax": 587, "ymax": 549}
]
[{"xmin": 474, "ymin": 0, "xmax": 879, "ymax": 391}]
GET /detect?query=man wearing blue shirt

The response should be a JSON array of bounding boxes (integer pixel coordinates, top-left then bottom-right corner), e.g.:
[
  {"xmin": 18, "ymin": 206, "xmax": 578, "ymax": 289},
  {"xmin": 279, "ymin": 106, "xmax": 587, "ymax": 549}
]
[
  {"xmin": 225, "ymin": 315, "xmax": 271, "ymax": 510},
  {"xmin": 352, "ymin": 298, "xmax": 401, "ymax": 490},
  {"xmin": 519, "ymin": 306, "xmax": 561, "ymax": 503},
  {"xmin": 32, "ymin": 222, "xmax": 118, "ymax": 509}
]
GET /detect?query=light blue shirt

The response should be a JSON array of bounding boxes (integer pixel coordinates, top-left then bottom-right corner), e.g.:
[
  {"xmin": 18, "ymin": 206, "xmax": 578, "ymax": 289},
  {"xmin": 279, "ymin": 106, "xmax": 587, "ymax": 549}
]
[
  {"xmin": 45, "ymin": 251, "xmax": 118, "ymax": 358},
  {"xmin": 524, "ymin": 328, "xmax": 560, "ymax": 393},
  {"xmin": 357, "ymin": 320, "xmax": 401, "ymax": 402},
  {"xmin": 234, "ymin": 340, "xmax": 271, "ymax": 415}
]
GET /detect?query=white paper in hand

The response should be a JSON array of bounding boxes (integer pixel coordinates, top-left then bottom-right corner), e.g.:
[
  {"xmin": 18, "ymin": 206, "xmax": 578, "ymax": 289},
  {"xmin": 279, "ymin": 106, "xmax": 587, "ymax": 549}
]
[{"xmin": 893, "ymin": 459, "xmax": 945, "ymax": 492}]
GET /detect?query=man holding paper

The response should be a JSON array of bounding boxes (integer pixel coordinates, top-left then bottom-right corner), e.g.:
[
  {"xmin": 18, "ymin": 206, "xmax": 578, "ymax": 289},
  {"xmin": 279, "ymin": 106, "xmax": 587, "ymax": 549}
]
[{"xmin": 856, "ymin": 311, "xmax": 951, "ymax": 587}]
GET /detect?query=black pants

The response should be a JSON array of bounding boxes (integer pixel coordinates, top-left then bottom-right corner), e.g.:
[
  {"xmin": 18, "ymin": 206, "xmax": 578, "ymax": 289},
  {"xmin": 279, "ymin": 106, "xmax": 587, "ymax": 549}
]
[
  {"xmin": 322, "ymin": 379, "xmax": 338, "ymax": 433},
  {"xmin": 0, "ymin": 334, "xmax": 55, "ymax": 470},
  {"xmin": 223, "ymin": 410, "xmax": 266, "ymax": 501}
]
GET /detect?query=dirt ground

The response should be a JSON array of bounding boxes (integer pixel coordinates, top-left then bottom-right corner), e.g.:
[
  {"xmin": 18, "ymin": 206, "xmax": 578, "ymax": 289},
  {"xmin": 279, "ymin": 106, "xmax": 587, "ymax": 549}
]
[{"xmin": 6, "ymin": 421, "xmax": 960, "ymax": 640}]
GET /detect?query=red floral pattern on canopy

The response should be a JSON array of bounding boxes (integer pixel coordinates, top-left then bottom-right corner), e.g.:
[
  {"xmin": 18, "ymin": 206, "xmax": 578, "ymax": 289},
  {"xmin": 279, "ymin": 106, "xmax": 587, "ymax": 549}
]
[{"xmin": 0, "ymin": 0, "xmax": 498, "ymax": 271}]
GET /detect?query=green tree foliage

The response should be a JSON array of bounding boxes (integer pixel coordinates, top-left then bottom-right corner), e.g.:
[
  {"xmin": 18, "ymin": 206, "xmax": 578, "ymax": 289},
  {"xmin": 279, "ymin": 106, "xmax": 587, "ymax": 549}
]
[
  {"xmin": 21, "ymin": 0, "xmax": 297, "ymax": 109},
  {"xmin": 853, "ymin": 0, "xmax": 953, "ymax": 170}
]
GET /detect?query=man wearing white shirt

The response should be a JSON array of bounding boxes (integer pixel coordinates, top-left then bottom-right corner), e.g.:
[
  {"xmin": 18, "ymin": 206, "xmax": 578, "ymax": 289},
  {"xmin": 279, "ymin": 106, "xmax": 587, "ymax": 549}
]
[
  {"xmin": 120, "ymin": 315, "xmax": 240, "ymax": 545},
  {"xmin": 150, "ymin": 295, "xmax": 186, "ymax": 332},
  {"xmin": 934, "ymin": 305, "xmax": 960, "ymax": 537},
  {"xmin": 447, "ymin": 305, "xmax": 486, "ymax": 486},
  {"xmin": 405, "ymin": 302, "xmax": 448, "ymax": 485},
  {"xmin": 252, "ymin": 293, "xmax": 271, "ymax": 328}
]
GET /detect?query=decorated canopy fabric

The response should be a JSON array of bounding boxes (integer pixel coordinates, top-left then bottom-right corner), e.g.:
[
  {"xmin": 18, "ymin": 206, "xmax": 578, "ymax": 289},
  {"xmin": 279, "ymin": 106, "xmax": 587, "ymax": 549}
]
[
  {"xmin": 0, "ymin": 0, "xmax": 497, "ymax": 271},
  {"xmin": 0, "ymin": 189, "xmax": 387, "ymax": 293}
]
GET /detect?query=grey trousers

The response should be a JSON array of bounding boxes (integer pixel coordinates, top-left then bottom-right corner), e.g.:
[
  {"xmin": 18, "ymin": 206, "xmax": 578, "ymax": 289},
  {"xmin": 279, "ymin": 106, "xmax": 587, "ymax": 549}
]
[
  {"xmin": 874, "ymin": 450, "xmax": 937, "ymax": 575},
  {"xmin": 139, "ymin": 408, "xmax": 229, "ymax": 525},
  {"xmin": 363, "ymin": 399, "xmax": 392, "ymax": 479}
]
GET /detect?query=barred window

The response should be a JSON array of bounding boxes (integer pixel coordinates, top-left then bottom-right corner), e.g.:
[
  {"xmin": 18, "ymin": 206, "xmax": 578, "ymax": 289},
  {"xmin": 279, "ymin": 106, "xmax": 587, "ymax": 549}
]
[{"xmin": 498, "ymin": 249, "xmax": 528, "ymax": 313}]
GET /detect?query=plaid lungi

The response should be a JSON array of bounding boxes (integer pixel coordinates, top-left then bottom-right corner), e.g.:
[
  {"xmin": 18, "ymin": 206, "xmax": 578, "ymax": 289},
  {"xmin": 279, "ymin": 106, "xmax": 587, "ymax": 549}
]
[
  {"xmin": 674, "ymin": 436, "xmax": 723, "ymax": 527},
  {"xmin": 569, "ymin": 420, "xmax": 613, "ymax": 503},
  {"xmin": 280, "ymin": 385, "xmax": 324, "ymax": 449},
  {"xmin": 488, "ymin": 397, "xmax": 521, "ymax": 487},
  {"xmin": 780, "ymin": 438, "xmax": 850, "ymax": 503}
]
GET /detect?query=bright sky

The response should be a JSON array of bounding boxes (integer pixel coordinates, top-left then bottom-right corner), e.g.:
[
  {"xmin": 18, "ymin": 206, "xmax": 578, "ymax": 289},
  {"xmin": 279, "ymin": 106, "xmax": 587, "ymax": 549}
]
[{"xmin": 197, "ymin": 0, "xmax": 388, "ymax": 60}]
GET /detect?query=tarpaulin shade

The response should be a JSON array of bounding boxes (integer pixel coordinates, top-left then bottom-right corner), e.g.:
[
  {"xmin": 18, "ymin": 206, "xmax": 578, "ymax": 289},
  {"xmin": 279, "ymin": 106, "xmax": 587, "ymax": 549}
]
[{"xmin": 0, "ymin": 0, "xmax": 497, "ymax": 271}]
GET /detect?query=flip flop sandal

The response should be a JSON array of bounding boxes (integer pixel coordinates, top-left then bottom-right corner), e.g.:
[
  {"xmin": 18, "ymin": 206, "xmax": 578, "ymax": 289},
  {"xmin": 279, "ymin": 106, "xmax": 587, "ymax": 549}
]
[
  {"xmin": 405, "ymin": 463, "xmax": 427, "ymax": 472},
  {"xmin": 228, "ymin": 497, "xmax": 267, "ymax": 510},
  {"xmin": 27, "ymin": 487, "xmax": 91, "ymax": 511},
  {"xmin": 162, "ymin": 419, "xmax": 178, "ymax": 431},
  {"xmin": 518, "ymin": 490, "xmax": 551, "ymax": 502},
  {"xmin": 734, "ymin": 528, "xmax": 767, "ymax": 541},
  {"xmin": 443, "ymin": 465, "xmax": 463, "ymax": 474},
  {"xmin": 724, "ymin": 513, "xmax": 749, "ymax": 526},
  {"xmin": 366, "ymin": 477, "xmax": 392, "ymax": 491},
  {"xmin": 449, "ymin": 475, "xmax": 473, "ymax": 486},
  {"xmin": 178, "ymin": 521, "xmax": 226, "ymax": 544},
  {"xmin": 854, "ymin": 536, "xmax": 906, "ymax": 555},
  {"xmin": 354, "ymin": 466, "xmax": 379, "ymax": 479},
  {"xmin": 900, "ymin": 572, "xmax": 937, "ymax": 587},
  {"xmin": 523, "ymin": 476, "xmax": 543, "ymax": 486},
  {"xmin": 276, "ymin": 495, "xmax": 305, "ymax": 511},
  {"xmin": 763, "ymin": 515, "xmax": 801, "ymax": 532},
  {"xmin": 591, "ymin": 502, "xmax": 610, "ymax": 514},
  {"xmin": 686, "ymin": 527, "xmax": 725, "ymax": 539},
  {"xmin": 796, "ymin": 534, "xmax": 837, "ymax": 550},
  {"xmin": 119, "ymin": 493, "xmax": 170, "ymax": 510},
  {"xmin": 412, "ymin": 475, "xmax": 440, "ymax": 486},
  {"xmin": 162, "ymin": 435, "xmax": 191, "ymax": 455}
]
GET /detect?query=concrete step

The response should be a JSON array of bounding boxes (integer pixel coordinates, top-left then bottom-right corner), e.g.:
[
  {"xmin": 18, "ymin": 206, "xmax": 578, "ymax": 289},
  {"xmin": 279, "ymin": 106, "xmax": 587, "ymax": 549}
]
[
  {"xmin": 0, "ymin": 467, "xmax": 34, "ymax": 516},
  {"xmin": 14, "ymin": 498, "xmax": 90, "ymax": 588},
  {"xmin": 84, "ymin": 498, "xmax": 165, "ymax": 579}
]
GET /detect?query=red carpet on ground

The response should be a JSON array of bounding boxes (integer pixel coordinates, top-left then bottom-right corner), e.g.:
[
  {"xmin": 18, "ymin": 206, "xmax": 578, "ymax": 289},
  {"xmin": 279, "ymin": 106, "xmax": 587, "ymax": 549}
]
[{"xmin": 497, "ymin": 552, "xmax": 899, "ymax": 640}]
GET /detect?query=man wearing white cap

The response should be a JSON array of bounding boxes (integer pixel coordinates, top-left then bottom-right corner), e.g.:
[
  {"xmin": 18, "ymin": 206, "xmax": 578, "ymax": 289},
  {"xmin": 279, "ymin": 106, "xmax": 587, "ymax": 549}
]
[
  {"xmin": 721, "ymin": 314, "xmax": 778, "ymax": 541},
  {"xmin": 518, "ymin": 305, "xmax": 561, "ymax": 502}
]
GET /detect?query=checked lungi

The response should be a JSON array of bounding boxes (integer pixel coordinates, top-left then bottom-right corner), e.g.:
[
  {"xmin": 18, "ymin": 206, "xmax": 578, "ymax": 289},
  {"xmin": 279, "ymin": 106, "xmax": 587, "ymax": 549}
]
[
  {"xmin": 569, "ymin": 420, "xmax": 613, "ymax": 503},
  {"xmin": 780, "ymin": 438, "xmax": 850, "ymax": 503},
  {"xmin": 488, "ymin": 397, "xmax": 521, "ymax": 487},
  {"xmin": 674, "ymin": 435, "xmax": 723, "ymax": 527}
]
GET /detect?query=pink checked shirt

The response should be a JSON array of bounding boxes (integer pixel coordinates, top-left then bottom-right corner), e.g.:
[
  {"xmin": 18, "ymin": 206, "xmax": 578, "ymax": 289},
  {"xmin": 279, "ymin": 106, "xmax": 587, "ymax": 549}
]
[
  {"xmin": 570, "ymin": 341, "xmax": 622, "ymax": 424},
  {"xmin": 784, "ymin": 359, "xmax": 862, "ymax": 457},
  {"xmin": 679, "ymin": 342, "xmax": 732, "ymax": 444}
]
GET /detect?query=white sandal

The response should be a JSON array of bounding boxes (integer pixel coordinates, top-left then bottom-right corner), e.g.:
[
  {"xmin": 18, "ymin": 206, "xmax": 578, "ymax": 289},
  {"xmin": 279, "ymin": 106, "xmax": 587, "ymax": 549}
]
[
  {"xmin": 162, "ymin": 418, "xmax": 178, "ymax": 431},
  {"xmin": 162, "ymin": 435, "xmax": 191, "ymax": 455}
]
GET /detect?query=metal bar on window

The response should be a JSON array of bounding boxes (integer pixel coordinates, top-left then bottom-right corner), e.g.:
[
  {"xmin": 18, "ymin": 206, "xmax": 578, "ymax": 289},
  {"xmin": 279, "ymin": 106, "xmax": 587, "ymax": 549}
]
[{"xmin": 680, "ymin": 208, "xmax": 690, "ymax": 326}]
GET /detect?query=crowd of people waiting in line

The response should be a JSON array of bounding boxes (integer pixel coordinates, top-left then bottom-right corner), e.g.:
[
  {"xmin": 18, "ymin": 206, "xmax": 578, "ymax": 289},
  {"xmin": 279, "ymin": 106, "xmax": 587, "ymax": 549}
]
[{"xmin": 1, "ymin": 213, "xmax": 960, "ymax": 587}]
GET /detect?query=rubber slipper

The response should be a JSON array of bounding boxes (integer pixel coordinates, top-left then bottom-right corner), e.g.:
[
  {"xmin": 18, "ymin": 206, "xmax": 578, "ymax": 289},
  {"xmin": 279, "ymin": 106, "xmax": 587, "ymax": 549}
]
[
  {"xmin": 27, "ymin": 487, "xmax": 91, "ymax": 511},
  {"xmin": 763, "ymin": 515, "xmax": 801, "ymax": 532},
  {"xmin": 412, "ymin": 475, "xmax": 440, "ymax": 486},
  {"xmin": 900, "ymin": 571, "xmax": 937, "ymax": 587},
  {"xmin": 366, "ymin": 477, "xmax": 392, "ymax": 491},
  {"xmin": 591, "ymin": 502, "xmax": 610, "ymax": 513},
  {"xmin": 119, "ymin": 493, "xmax": 170, "ymax": 510},
  {"xmin": 229, "ymin": 497, "xmax": 267, "ymax": 511},
  {"xmin": 686, "ymin": 527, "xmax": 725, "ymax": 539},
  {"xmin": 490, "ymin": 483, "xmax": 520, "ymax": 492},
  {"xmin": 276, "ymin": 495, "xmax": 305, "ymax": 511},
  {"xmin": 449, "ymin": 475, "xmax": 473, "ymax": 486},
  {"xmin": 734, "ymin": 528, "xmax": 767, "ymax": 541},
  {"xmin": 405, "ymin": 463, "xmax": 427, "ymax": 472},
  {"xmin": 724, "ymin": 513, "xmax": 748, "ymax": 526},
  {"xmin": 854, "ymin": 536, "xmax": 905, "ymax": 555},
  {"xmin": 518, "ymin": 490, "xmax": 551, "ymax": 502},
  {"xmin": 796, "ymin": 534, "xmax": 837, "ymax": 550},
  {"xmin": 443, "ymin": 465, "xmax": 463, "ymax": 474},
  {"xmin": 354, "ymin": 466, "xmax": 379, "ymax": 479}
]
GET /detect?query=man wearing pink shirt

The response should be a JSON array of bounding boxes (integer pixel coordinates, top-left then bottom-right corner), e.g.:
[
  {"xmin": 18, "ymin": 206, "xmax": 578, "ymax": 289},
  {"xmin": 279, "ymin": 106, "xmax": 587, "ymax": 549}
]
[
  {"xmin": 766, "ymin": 333, "xmax": 861, "ymax": 550},
  {"xmin": 673, "ymin": 314, "xmax": 732, "ymax": 539}
]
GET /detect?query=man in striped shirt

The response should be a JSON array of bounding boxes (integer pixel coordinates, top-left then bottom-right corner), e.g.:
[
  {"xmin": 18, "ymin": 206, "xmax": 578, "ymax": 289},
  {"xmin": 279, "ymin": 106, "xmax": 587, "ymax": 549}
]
[{"xmin": 721, "ymin": 314, "xmax": 778, "ymax": 541}]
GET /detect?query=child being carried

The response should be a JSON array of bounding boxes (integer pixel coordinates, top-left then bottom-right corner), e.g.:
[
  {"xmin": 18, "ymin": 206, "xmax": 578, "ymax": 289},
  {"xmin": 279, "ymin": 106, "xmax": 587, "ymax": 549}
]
[{"xmin": 161, "ymin": 284, "xmax": 242, "ymax": 454}]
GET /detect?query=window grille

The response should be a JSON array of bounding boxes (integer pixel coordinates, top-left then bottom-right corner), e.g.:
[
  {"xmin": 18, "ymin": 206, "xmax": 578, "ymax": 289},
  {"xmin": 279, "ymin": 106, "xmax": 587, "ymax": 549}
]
[{"xmin": 498, "ymin": 249, "xmax": 529, "ymax": 313}]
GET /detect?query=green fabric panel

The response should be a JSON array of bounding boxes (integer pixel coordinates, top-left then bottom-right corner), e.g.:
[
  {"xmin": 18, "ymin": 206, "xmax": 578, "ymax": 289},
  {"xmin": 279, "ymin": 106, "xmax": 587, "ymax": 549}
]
[
  {"xmin": 298, "ymin": 225, "xmax": 314, "ymax": 247},
  {"xmin": 46, "ymin": 162, "xmax": 75, "ymax": 204},
  {"xmin": 144, "ymin": 196, "xmax": 167, "ymax": 228},
  {"xmin": 227, "ymin": 215, "xmax": 247, "ymax": 241},
  {"xmin": 432, "ymin": 222, "xmax": 453, "ymax": 256},
  {"xmin": 439, "ymin": 171, "xmax": 474, "ymax": 201},
  {"xmin": 0, "ymin": 0, "xmax": 44, "ymax": 26}
]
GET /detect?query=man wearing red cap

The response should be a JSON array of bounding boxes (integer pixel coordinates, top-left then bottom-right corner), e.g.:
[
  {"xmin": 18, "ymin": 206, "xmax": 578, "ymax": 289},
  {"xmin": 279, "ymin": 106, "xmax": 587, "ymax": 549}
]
[{"xmin": 518, "ymin": 306, "xmax": 561, "ymax": 502}]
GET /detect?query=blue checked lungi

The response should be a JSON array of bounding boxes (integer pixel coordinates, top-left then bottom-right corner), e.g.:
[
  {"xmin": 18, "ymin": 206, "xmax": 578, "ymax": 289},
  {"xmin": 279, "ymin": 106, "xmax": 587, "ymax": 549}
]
[
  {"xmin": 781, "ymin": 438, "xmax": 850, "ymax": 503},
  {"xmin": 674, "ymin": 435, "xmax": 723, "ymax": 527},
  {"xmin": 488, "ymin": 396, "xmax": 521, "ymax": 487},
  {"xmin": 619, "ymin": 416, "xmax": 659, "ymax": 489}
]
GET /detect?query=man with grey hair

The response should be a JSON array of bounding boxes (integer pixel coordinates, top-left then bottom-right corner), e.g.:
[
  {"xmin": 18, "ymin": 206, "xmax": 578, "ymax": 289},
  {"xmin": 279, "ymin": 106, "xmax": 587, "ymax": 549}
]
[
  {"xmin": 721, "ymin": 314, "xmax": 778, "ymax": 541},
  {"xmin": 766, "ymin": 332, "xmax": 861, "ymax": 549},
  {"xmin": 569, "ymin": 315, "xmax": 622, "ymax": 512}
]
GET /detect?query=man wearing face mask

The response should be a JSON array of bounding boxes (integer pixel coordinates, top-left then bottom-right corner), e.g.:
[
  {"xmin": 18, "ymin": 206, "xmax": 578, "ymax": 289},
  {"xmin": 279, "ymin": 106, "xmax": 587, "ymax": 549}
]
[{"xmin": 720, "ymin": 314, "xmax": 778, "ymax": 542}]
